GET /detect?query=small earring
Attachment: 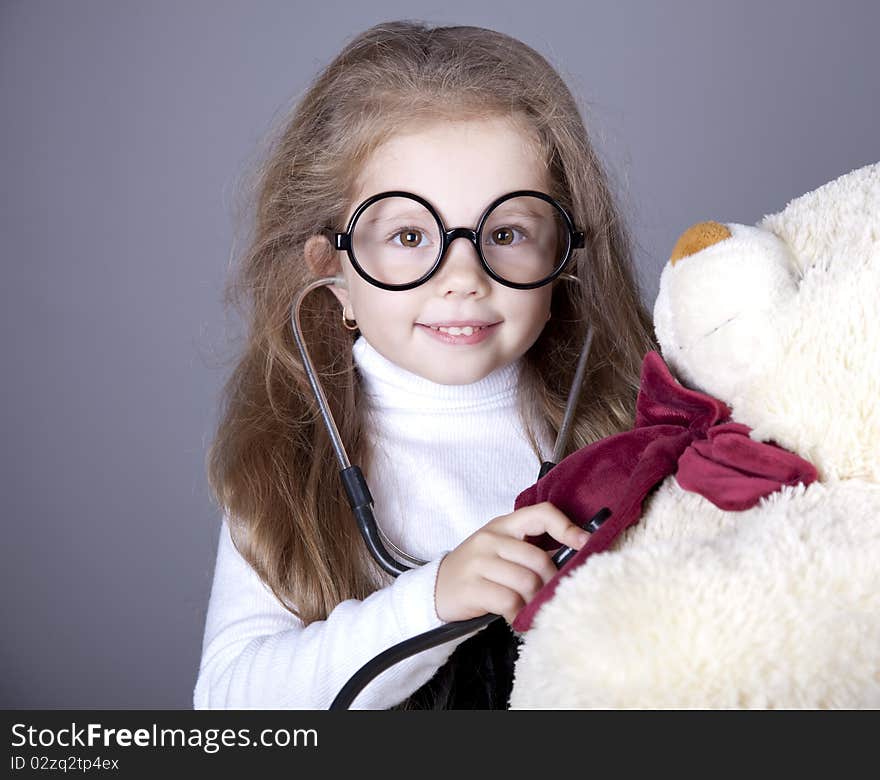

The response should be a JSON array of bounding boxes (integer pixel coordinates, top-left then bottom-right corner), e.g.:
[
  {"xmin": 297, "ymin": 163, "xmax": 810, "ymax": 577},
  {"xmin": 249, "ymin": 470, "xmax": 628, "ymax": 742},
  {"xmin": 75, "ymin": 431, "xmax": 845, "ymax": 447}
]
[{"xmin": 342, "ymin": 309, "xmax": 358, "ymax": 331}]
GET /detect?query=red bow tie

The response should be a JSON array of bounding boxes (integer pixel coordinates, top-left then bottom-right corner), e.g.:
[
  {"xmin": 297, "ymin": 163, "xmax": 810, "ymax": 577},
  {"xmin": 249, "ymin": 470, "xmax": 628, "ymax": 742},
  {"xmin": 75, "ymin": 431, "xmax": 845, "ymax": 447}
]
[{"xmin": 512, "ymin": 350, "xmax": 818, "ymax": 633}]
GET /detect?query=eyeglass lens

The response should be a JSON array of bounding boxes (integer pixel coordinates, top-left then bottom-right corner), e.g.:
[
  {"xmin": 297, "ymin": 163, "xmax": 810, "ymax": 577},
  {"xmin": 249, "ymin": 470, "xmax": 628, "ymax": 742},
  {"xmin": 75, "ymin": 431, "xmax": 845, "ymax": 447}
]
[{"xmin": 350, "ymin": 195, "xmax": 569, "ymax": 286}]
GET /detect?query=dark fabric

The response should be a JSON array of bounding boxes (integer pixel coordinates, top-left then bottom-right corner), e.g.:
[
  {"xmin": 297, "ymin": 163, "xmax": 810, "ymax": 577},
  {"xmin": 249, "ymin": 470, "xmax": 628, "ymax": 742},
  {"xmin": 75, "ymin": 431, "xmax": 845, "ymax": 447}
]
[
  {"xmin": 390, "ymin": 616, "xmax": 520, "ymax": 710},
  {"xmin": 511, "ymin": 350, "xmax": 818, "ymax": 633}
]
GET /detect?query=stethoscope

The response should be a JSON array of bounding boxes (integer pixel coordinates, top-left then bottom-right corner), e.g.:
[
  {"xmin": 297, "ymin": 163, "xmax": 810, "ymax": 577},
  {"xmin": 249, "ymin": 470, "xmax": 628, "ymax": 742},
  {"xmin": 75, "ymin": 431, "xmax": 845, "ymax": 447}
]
[{"xmin": 290, "ymin": 274, "xmax": 610, "ymax": 709}]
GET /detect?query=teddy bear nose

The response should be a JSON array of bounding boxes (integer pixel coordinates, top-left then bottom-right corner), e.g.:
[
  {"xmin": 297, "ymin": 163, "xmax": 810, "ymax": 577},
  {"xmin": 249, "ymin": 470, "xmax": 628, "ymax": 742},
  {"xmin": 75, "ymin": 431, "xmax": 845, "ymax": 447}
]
[{"xmin": 670, "ymin": 221, "xmax": 732, "ymax": 265}]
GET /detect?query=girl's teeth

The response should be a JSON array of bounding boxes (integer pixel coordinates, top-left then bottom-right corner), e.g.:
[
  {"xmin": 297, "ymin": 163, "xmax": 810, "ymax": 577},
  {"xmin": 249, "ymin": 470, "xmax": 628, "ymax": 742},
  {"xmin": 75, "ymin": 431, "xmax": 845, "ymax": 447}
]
[{"xmin": 435, "ymin": 325, "xmax": 478, "ymax": 336}]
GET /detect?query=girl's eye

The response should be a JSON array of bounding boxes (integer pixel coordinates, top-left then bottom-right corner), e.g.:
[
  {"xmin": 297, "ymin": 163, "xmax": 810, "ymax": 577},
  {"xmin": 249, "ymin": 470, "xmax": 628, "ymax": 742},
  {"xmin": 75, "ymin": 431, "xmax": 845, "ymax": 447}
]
[
  {"xmin": 388, "ymin": 227, "xmax": 430, "ymax": 248},
  {"xmin": 486, "ymin": 225, "xmax": 528, "ymax": 247}
]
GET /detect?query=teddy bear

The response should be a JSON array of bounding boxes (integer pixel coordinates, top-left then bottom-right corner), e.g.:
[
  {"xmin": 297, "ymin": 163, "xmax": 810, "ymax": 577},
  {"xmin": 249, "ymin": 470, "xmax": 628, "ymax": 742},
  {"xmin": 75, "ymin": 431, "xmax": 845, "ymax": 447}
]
[{"xmin": 507, "ymin": 162, "xmax": 880, "ymax": 709}]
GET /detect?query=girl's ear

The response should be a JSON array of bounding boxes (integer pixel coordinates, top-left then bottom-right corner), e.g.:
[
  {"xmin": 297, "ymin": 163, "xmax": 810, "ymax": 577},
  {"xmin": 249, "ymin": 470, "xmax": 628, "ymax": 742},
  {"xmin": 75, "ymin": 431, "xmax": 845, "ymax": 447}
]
[{"xmin": 304, "ymin": 234, "xmax": 349, "ymax": 307}]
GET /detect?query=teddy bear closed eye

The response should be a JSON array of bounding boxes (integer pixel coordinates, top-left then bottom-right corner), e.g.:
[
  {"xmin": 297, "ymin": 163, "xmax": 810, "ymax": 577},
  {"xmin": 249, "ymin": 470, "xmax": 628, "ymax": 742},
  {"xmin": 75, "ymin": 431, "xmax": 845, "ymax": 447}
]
[{"xmin": 509, "ymin": 162, "xmax": 880, "ymax": 709}]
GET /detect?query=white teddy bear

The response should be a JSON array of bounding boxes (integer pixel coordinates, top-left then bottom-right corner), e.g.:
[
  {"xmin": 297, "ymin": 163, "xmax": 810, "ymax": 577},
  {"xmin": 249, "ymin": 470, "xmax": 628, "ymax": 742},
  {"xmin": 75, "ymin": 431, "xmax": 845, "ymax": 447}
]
[{"xmin": 509, "ymin": 162, "xmax": 880, "ymax": 709}]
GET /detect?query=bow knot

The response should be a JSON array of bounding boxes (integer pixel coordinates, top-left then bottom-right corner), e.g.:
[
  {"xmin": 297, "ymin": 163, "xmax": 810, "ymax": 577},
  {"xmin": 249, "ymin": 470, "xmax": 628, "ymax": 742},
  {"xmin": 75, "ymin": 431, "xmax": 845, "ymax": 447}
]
[{"xmin": 512, "ymin": 351, "xmax": 818, "ymax": 632}]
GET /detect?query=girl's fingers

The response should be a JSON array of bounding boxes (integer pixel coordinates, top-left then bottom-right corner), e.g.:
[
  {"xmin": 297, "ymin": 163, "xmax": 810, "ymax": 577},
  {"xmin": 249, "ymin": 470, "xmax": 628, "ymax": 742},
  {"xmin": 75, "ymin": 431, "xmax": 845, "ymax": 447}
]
[
  {"xmin": 493, "ymin": 535, "xmax": 557, "ymax": 585},
  {"xmin": 495, "ymin": 502, "xmax": 590, "ymax": 550},
  {"xmin": 439, "ymin": 505, "xmax": 593, "ymax": 624},
  {"xmin": 480, "ymin": 557, "xmax": 546, "ymax": 605},
  {"xmin": 475, "ymin": 577, "xmax": 527, "ymax": 626}
]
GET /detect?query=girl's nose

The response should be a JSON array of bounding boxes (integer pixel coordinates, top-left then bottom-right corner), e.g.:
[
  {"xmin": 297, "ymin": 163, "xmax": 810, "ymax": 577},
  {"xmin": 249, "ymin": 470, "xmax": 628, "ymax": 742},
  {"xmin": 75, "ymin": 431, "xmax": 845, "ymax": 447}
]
[{"xmin": 435, "ymin": 236, "xmax": 491, "ymax": 296}]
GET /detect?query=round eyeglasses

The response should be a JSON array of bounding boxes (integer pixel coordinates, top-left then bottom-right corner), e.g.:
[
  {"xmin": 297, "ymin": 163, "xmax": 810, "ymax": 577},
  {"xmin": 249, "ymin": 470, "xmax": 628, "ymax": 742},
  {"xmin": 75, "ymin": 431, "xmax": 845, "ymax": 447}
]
[{"xmin": 328, "ymin": 190, "xmax": 585, "ymax": 291}]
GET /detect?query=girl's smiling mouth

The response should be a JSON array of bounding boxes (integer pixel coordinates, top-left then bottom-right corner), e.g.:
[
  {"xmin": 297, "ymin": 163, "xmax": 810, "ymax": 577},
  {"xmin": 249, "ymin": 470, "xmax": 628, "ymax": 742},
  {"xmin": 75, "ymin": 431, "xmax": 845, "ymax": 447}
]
[{"xmin": 416, "ymin": 321, "xmax": 501, "ymax": 344}]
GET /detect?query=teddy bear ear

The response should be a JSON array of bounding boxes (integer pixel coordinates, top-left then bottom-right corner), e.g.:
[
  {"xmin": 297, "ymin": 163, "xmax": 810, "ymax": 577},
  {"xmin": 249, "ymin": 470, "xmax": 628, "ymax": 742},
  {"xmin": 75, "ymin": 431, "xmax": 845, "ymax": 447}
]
[
  {"xmin": 758, "ymin": 162, "xmax": 879, "ymax": 273},
  {"xmin": 670, "ymin": 221, "xmax": 732, "ymax": 265}
]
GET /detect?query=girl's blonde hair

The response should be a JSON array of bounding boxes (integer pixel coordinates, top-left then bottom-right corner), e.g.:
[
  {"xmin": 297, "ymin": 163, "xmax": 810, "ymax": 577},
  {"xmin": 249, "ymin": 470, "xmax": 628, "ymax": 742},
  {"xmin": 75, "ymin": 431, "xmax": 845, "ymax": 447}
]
[{"xmin": 207, "ymin": 21, "xmax": 656, "ymax": 627}]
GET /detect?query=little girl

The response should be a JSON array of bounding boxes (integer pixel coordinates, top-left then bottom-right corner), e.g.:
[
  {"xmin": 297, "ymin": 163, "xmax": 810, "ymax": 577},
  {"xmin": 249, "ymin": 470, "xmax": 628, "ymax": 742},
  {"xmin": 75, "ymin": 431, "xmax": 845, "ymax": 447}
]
[{"xmin": 194, "ymin": 20, "xmax": 654, "ymax": 710}]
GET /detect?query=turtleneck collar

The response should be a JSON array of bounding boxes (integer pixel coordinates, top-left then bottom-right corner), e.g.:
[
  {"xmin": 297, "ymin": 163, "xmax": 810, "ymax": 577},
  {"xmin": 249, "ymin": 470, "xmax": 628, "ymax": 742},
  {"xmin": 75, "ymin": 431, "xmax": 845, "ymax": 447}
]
[{"xmin": 351, "ymin": 335, "xmax": 522, "ymax": 412}]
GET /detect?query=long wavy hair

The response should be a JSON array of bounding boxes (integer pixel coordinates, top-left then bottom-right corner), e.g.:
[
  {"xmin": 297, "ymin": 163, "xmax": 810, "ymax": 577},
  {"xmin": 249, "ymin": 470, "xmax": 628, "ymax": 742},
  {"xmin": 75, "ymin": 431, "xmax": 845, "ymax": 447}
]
[{"xmin": 206, "ymin": 20, "xmax": 656, "ymax": 706}]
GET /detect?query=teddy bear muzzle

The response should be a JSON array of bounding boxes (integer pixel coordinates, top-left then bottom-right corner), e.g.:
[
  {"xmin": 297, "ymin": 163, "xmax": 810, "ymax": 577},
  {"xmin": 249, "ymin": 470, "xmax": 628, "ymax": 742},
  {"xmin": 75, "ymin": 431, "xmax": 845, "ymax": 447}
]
[{"xmin": 670, "ymin": 221, "xmax": 733, "ymax": 265}]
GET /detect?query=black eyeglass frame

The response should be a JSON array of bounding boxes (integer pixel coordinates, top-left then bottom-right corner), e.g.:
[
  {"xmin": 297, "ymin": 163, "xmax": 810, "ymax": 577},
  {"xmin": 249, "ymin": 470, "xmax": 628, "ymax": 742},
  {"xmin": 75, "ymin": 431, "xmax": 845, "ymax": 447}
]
[{"xmin": 328, "ymin": 189, "xmax": 586, "ymax": 291}]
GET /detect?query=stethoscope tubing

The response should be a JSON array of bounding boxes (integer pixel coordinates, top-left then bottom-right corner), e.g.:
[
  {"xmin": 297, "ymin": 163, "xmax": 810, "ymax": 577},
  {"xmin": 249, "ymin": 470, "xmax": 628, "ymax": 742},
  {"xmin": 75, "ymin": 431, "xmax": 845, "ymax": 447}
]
[
  {"xmin": 291, "ymin": 275, "xmax": 606, "ymax": 709},
  {"xmin": 329, "ymin": 506, "xmax": 611, "ymax": 710},
  {"xmin": 292, "ymin": 277, "xmax": 422, "ymax": 575}
]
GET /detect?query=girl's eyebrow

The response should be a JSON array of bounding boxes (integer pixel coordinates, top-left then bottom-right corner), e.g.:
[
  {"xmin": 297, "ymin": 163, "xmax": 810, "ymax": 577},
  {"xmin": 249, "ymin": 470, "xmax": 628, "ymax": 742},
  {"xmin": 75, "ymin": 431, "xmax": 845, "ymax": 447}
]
[
  {"xmin": 362, "ymin": 202, "xmax": 431, "ymax": 223},
  {"xmin": 492, "ymin": 207, "xmax": 545, "ymax": 220},
  {"xmin": 364, "ymin": 211, "xmax": 431, "ymax": 227},
  {"xmin": 488, "ymin": 204, "xmax": 551, "ymax": 221}
]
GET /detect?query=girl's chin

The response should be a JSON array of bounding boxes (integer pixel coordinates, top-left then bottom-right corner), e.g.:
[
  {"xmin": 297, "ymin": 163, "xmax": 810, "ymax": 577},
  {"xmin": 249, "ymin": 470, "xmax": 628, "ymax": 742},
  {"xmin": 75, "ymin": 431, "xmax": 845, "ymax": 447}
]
[{"xmin": 421, "ymin": 361, "xmax": 501, "ymax": 386}]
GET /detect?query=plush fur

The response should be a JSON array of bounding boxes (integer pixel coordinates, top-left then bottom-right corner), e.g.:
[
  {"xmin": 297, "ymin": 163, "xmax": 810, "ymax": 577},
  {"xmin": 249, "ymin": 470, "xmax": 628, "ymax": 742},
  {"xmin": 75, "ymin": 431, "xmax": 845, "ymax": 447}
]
[{"xmin": 510, "ymin": 162, "xmax": 880, "ymax": 709}]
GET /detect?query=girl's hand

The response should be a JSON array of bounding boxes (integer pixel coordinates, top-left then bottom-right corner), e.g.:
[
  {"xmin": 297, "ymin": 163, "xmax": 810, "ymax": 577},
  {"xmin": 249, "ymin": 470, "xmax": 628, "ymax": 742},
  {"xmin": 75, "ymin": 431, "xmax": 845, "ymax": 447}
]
[{"xmin": 434, "ymin": 501, "xmax": 590, "ymax": 626}]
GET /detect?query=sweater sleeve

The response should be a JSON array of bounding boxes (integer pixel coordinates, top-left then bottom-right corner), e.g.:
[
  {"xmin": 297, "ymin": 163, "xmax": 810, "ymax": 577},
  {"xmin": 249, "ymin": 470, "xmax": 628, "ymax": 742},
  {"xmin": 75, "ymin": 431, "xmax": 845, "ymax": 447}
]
[{"xmin": 192, "ymin": 517, "xmax": 478, "ymax": 710}]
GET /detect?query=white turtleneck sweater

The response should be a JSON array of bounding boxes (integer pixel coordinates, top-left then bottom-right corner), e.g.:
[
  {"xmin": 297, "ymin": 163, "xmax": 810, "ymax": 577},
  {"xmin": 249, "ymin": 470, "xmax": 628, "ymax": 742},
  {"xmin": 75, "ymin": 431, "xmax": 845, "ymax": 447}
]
[{"xmin": 193, "ymin": 335, "xmax": 553, "ymax": 710}]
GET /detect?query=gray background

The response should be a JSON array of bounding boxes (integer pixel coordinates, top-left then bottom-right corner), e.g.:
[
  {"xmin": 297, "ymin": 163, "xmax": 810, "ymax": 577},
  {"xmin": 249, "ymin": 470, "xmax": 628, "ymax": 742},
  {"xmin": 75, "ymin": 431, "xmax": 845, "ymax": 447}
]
[{"xmin": 2, "ymin": 0, "xmax": 877, "ymax": 708}]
